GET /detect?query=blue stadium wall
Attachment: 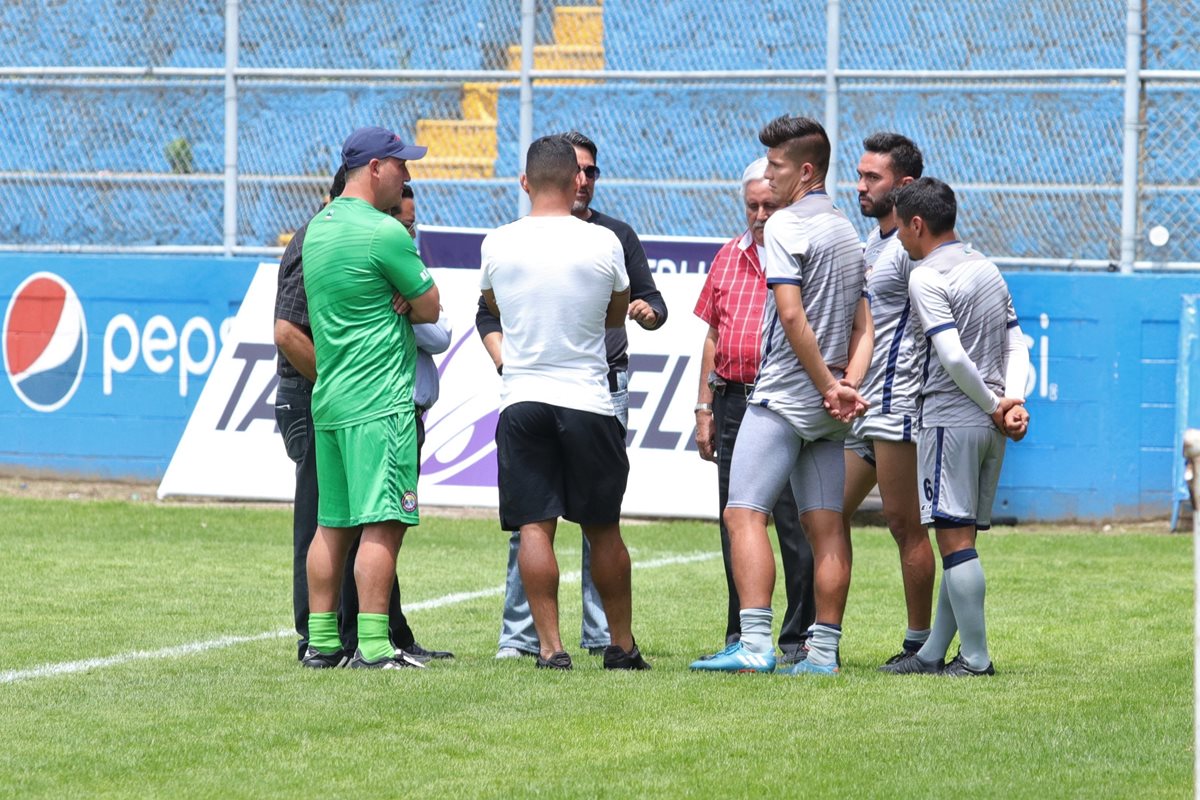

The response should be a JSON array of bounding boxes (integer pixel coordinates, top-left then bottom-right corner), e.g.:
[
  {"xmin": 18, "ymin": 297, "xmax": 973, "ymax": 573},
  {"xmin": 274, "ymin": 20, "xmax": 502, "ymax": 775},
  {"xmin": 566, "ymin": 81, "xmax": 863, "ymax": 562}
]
[{"xmin": 1, "ymin": 252, "xmax": 1196, "ymax": 523}]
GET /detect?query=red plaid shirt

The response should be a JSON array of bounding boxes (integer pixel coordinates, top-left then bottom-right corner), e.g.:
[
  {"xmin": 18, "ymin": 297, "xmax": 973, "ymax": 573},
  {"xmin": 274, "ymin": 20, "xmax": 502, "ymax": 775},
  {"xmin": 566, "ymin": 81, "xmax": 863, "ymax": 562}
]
[{"xmin": 693, "ymin": 230, "xmax": 768, "ymax": 385}]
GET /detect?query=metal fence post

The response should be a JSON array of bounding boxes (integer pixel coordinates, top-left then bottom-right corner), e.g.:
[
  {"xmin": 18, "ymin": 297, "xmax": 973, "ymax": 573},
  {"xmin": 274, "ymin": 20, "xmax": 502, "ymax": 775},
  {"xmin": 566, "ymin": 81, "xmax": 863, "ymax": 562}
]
[
  {"xmin": 517, "ymin": 0, "xmax": 536, "ymax": 218},
  {"xmin": 824, "ymin": 0, "xmax": 840, "ymax": 201},
  {"xmin": 223, "ymin": 0, "xmax": 239, "ymax": 257},
  {"xmin": 1119, "ymin": 0, "xmax": 1144, "ymax": 274}
]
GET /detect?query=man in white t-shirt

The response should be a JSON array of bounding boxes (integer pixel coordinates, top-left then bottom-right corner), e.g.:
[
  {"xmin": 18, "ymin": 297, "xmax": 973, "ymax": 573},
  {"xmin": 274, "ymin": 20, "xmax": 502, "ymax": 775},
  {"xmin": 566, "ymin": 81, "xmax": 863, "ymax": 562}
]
[{"xmin": 480, "ymin": 134, "xmax": 649, "ymax": 672}]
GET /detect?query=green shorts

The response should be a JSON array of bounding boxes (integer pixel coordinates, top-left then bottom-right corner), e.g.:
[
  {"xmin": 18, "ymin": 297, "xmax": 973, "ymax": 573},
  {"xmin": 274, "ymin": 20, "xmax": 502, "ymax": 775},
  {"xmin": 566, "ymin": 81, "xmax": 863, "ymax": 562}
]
[{"xmin": 314, "ymin": 411, "xmax": 420, "ymax": 528}]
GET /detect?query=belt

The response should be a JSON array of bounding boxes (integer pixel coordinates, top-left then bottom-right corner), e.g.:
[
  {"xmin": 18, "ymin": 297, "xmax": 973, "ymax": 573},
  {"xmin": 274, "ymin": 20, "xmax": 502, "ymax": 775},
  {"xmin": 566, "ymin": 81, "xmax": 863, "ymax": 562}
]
[
  {"xmin": 277, "ymin": 376, "xmax": 313, "ymax": 391},
  {"xmin": 714, "ymin": 380, "xmax": 754, "ymax": 397},
  {"xmin": 607, "ymin": 369, "xmax": 622, "ymax": 393}
]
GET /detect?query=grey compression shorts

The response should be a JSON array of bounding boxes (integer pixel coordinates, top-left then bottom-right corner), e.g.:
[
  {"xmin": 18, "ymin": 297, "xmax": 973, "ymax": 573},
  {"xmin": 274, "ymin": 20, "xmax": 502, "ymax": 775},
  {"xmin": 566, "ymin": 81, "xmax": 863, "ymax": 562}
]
[{"xmin": 726, "ymin": 403, "xmax": 845, "ymax": 515}]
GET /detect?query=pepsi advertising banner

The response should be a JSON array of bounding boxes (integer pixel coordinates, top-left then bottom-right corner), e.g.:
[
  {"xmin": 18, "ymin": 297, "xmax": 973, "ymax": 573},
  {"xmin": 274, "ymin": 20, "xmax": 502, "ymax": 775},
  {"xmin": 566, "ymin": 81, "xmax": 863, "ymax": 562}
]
[{"xmin": 0, "ymin": 253, "xmax": 257, "ymax": 478}]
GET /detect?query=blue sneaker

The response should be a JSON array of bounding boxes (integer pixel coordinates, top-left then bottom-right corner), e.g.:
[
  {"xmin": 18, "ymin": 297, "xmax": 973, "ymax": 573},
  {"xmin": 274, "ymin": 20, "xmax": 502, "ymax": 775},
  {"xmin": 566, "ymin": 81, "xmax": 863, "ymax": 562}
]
[
  {"xmin": 785, "ymin": 658, "xmax": 840, "ymax": 677},
  {"xmin": 689, "ymin": 642, "xmax": 775, "ymax": 673}
]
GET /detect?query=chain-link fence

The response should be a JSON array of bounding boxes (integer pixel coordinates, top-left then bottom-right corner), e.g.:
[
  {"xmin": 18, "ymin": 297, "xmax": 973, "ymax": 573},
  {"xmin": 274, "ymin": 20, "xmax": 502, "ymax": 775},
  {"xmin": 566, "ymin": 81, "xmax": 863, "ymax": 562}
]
[{"xmin": 0, "ymin": 0, "xmax": 1195, "ymax": 269}]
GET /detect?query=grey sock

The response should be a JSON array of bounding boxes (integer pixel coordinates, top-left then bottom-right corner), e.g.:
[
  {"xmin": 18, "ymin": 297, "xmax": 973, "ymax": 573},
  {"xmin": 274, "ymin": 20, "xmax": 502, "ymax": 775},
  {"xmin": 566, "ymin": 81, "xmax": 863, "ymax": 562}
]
[
  {"xmin": 919, "ymin": 579, "xmax": 957, "ymax": 663},
  {"xmin": 903, "ymin": 628, "xmax": 931, "ymax": 652},
  {"xmin": 739, "ymin": 607, "xmax": 773, "ymax": 654},
  {"xmin": 944, "ymin": 555, "xmax": 989, "ymax": 669},
  {"xmin": 807, "ymin": 623, "xmax": 842, "ymax": 667}
]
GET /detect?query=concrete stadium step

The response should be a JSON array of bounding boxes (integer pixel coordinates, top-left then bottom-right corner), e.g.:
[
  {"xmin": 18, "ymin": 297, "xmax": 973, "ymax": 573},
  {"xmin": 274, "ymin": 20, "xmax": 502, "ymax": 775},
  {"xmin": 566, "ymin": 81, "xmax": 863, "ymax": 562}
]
[
  {"xmin": 554, "ymin": 5, "xmax": 603, "ymax": 47},
  {"xmin": 506, "ymin": 44, "xmax": 604, "ymax": 73},
  {"xmin": 407, "ymin": 157, "xmax": 495, "ymax": 179},
  {"xmin": 462, "ymin": 82, "xmax": 499, "ymax": 121},
  {"xmin": 411, "ymin": 2, "xmax": 602, "ymax": 179},
  {"xmin": 414, "ymin": 120, "xmax": 497, "ymax": 157}
]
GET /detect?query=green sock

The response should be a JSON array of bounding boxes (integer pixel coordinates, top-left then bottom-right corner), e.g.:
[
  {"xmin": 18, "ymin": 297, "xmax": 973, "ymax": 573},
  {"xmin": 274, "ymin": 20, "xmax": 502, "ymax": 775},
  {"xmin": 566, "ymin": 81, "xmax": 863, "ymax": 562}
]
[
  {"xmin": 357, "ymin": 613, "xmax": 393, "ymax": 662},
  {"xmin": 308, "ymin": 612, "xmax": 342, "ymax": 654}
]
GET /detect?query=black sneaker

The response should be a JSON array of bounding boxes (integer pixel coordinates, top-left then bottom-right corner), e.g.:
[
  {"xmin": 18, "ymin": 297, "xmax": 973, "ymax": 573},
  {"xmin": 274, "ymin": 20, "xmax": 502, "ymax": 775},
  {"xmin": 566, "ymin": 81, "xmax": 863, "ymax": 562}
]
[
  {"xmin": 535, "ymin": 651, "xmax": 573, "ymax": 670},
  {"xmin": 942, "ymin": 653, "xmax": 995, "ymax": 677},
  {"xmin": 587, "ymin": 646, "xmax": 606, "ymax": 656},
  {"xmin": 778, "ymin": 636, "xmax": 812, "ymax": 666},
  {"xmin": 602, "ymin": 643, "xmax": 652, "ymax": 671},
  {"xmin": 400, "ymin": 642, "xmax": 455, "ymax": 663},
  {"xmin": 349, "ymin": 649, "xmax": 427, "ymax": 670},
  {"xmin": 879, "ymin": 651, "xmax": 943, "ymax": 675},
  {"xmin": 300, "ymin": 646, "xmax": 349, "ymax": 669},
  {"xmin": 880, "ymin": 649, "xmax": 921, "ymax": 670}
]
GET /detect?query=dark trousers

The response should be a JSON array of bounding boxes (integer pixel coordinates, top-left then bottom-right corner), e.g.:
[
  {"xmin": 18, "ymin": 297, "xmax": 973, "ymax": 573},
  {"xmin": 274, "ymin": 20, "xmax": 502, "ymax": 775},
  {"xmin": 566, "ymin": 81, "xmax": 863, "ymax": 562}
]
[
  {"xmin": 715, "ymin": 386, "xmax": 816, "ymax": 652},
  {"xmin": 275, "ymin": 376, "xmax": 413, "ymax": 660}
]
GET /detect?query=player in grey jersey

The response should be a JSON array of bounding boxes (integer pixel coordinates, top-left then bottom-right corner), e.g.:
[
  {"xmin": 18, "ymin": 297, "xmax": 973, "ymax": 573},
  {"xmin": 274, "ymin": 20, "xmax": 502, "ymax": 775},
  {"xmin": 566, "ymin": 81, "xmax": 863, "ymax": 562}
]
[
  {"xmin": 881, "ymin": 177, "xmax": 1029, "ymax": 678},
  {"xmin": 841, "ymin": 133, "xmax": 937, "ymax": 669},
  {"xmin": 691, "ymin": 115, "xmax": 872, "ymax": 676}
]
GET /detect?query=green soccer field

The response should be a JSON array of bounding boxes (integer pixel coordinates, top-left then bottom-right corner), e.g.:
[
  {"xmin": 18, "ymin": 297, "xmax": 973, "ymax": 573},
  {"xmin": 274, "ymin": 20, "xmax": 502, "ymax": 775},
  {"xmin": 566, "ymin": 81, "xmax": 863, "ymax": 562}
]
[{"xmin": 0, "ymin": 497, "xmax": 1192, "ymax": 798}]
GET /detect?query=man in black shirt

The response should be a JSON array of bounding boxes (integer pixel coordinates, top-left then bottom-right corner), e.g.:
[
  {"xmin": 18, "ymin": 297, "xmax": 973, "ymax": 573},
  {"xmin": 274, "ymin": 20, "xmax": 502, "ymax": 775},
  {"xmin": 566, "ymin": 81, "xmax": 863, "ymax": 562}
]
[
  {"xmin": 274, "ymin": 167, "xmax": 451, "ymax": 664},
  {"xmin": 476, "ymin": 130, "xmax": 668, "ymax": 658}
]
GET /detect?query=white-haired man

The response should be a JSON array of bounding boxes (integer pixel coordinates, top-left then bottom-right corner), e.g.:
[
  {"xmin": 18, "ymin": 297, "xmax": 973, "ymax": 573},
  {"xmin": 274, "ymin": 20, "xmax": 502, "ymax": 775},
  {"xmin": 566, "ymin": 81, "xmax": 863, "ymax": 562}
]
[{"xmin": 692, "ymin": 157, "xmax": 816, "ymax": 665}]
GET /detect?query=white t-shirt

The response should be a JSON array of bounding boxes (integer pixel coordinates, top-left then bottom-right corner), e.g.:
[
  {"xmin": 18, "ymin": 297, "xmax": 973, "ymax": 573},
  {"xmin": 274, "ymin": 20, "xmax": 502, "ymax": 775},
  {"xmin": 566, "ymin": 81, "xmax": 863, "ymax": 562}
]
[{"xmin": 480, "ymin": 215, "xmax": 629, "ymax": 415}]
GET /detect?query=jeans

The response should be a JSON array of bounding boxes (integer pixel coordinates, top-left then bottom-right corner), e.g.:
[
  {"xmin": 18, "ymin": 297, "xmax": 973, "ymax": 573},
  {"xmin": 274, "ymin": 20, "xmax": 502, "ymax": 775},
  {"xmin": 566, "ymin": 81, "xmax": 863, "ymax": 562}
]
[
  {"xmin": 275, "ymin": 376, "xmax": 413, "ymax": 659},
  {"xmin": 497, "ymin": 370, "xmax": 628, "ymax": 652}
]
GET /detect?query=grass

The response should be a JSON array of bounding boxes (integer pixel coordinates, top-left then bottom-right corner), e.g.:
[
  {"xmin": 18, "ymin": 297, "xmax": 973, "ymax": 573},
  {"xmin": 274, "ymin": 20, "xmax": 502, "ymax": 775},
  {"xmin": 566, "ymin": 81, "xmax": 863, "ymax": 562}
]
[{"xmin": 0, "ymin": 498, "xmax": 1192, "ymax": 798}]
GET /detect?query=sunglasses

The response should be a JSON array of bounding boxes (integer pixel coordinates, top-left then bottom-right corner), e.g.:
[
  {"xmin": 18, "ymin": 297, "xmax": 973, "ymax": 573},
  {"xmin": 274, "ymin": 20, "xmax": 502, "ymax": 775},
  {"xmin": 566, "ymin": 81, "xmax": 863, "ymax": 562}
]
[{"xmin": 580, "ymin": 165, "xmax": 601, "ymax": 180}]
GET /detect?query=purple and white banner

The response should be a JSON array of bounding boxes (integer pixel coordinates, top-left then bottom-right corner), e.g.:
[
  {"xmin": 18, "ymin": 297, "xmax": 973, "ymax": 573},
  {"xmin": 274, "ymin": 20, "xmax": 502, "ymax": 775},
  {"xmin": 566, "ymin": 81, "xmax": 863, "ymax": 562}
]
[
  {"xmin": 160, "ymin": 260, "xmax": 724, "ymax": 521},
  {"xmin": 420, "ymin": 225, "xmax": 725, "ymax": 275}
]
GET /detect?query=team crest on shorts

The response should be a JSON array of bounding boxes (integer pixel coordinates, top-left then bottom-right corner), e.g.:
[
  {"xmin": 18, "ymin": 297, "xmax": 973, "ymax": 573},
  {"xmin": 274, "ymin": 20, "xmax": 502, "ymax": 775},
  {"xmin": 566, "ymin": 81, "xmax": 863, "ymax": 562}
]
[{"xmin": 401, "ymin": 490, "xmax": 418, "ymax": 513}]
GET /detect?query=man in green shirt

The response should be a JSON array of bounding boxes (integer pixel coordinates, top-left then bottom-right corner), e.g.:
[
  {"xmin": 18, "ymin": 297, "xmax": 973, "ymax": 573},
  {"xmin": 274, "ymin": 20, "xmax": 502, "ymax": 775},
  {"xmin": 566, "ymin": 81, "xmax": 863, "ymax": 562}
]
[{"xmin": 299, "ymin": 126, "xmax": 441, "ymax": 670}]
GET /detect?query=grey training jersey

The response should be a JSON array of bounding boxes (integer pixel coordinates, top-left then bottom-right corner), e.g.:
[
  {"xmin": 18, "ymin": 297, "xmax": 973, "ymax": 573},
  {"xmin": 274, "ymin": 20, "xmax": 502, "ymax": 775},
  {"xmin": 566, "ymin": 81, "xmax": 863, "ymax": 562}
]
[
  {"xmin": 909, "ymin": 241, "xmax": 1018, "ymax": 427},
  {"xmin": 860, "ymin": 226, "xmax": 918, "ymax": 417},
  {"xmin": 751, "ymin": 191, "xmax": 866, "ymax": 440}
]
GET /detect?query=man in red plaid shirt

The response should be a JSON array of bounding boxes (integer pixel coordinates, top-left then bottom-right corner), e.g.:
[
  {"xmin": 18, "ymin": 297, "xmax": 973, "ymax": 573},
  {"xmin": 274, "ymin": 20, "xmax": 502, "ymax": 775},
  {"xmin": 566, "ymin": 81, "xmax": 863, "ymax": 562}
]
[{"xmin": 691, "ymin": 157, "xmax": 816, "ymax": 665}]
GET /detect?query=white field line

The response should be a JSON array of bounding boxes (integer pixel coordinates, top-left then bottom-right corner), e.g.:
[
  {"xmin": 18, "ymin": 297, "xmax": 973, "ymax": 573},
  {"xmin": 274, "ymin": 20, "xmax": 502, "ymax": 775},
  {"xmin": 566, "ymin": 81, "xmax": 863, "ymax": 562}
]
[{"xmin": 0, "ymin": 551, "xmax": 718, "ymax": 685}]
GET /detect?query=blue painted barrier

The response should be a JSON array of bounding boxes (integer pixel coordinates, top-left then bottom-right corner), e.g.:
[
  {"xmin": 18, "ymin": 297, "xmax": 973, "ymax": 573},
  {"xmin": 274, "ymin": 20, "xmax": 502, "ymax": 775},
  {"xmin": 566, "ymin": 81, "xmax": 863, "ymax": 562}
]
[
  {"xmin": 1, "ymin": 250, "xmax": 1196, "ymax": 522},
  {"xmin": 0, "ymin": 254, "xmax": 258, "ymax": 478}
]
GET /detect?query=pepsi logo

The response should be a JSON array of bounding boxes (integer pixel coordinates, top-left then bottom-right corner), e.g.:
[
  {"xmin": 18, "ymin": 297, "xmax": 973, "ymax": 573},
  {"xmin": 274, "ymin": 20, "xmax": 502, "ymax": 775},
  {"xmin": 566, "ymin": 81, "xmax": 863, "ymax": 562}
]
[{"xmin": 3, "ymin": 272, "xmax": 88, "ymax": 412}]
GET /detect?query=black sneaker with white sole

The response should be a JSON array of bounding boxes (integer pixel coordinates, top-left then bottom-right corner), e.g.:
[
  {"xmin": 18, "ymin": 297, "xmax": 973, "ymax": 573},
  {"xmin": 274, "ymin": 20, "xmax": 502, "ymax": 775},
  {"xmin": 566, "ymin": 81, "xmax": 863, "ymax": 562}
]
[
  {"xmin": 535, "ymin": 651, "xmax": 573, "ymax": 670},
  {"xmin": 349, "ymin": 649, "xmax": 427, "ymax": 670},
  {"xmin": 300, "ymin": 646, "xmax": 349, "ymax": 669}
]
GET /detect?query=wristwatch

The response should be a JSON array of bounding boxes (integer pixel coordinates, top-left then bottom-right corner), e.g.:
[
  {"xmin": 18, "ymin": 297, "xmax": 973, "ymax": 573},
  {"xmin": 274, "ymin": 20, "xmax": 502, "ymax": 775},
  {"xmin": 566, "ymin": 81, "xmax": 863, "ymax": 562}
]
[{"xmin": 694, "ymin": 403, "xmax": 713, "ymax": 413}]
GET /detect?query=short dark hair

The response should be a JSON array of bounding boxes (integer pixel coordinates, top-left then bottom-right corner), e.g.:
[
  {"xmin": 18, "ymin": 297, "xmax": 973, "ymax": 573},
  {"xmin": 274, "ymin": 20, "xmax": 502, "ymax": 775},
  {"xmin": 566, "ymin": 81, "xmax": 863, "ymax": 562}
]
[
  {"xmin": 329, "ymin": 164, "xmax": 347, "ymax": 199},
  {"xmin": 524, "ymin": 135, "xmax": 579, "ymax": 191},
  {"xmin": 894, "ymin": 177, "xmax": 957, "ymax": 235},
  {"xmin": 560, "ymin": 130, "xmax": 597, "ymax": 161},
  {"xmin": 401, "ymin": 183, "xmax": 414, "ymax": 199},
  {"xmin": 758, "ymin": 115, "xmax": 830, "ymax": 176},
  {"xmin": 862, "ymin": 132, "xmax": 924, "ymax": 180}
]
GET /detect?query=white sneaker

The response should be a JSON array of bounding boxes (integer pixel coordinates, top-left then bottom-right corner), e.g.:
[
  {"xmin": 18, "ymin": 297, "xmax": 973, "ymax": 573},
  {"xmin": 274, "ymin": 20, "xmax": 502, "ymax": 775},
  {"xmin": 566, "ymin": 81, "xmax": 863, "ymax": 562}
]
[{"xmin": 494, "ymin": 647, "xmax": 525, "ymax": 659}]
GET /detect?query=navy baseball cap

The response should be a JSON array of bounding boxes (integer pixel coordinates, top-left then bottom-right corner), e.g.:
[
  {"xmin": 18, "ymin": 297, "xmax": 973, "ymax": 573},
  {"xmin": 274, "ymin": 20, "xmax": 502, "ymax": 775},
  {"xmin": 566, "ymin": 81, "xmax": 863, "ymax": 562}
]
[{"xmin": 341, "ymin": 126, "xmax": 427, "ymax": 169}]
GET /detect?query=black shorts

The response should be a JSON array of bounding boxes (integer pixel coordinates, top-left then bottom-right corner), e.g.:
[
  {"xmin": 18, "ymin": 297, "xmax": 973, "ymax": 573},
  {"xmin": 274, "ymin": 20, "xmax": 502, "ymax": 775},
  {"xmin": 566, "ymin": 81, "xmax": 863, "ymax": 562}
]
[{"xmin": 496, "ymin": 401, "xmax": 629, "ymax": 530}]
